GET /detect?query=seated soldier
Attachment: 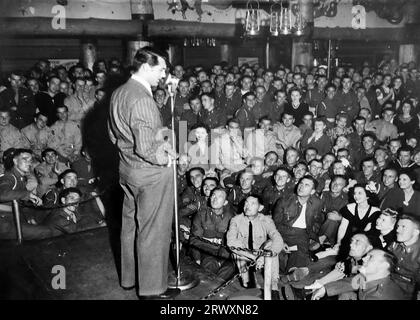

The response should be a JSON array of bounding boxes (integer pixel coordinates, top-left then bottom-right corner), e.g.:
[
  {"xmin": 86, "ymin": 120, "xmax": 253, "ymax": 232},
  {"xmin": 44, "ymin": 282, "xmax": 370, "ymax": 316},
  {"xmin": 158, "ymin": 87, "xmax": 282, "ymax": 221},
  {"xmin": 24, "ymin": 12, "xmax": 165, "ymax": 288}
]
[
  {"xmin": 273, "ymin": 176, "xmax": 324, "ymax": 273},
  {"xmin": 308, "ymin": 159, "xmax": 327, "ymax": 194},
  {"xmin": 227, "ymin": 169, "xmax": 257, "ymax": 215},
  {"xmin": 189, "ymin": 188, "xmax": 235, "ymax": 281},
  {"xmin": 0, "ymin": 108, "xmax": 30, "ymax": 160},
  {"xmin": 44, "ymin": 187, "xmax": 98, "ymax": 236},
  {"xmin": 354, "ymin": 157, "xmax": 381, "ymax": 186},
  {"xmin": 292, "ymin": 162, "xmax": 309, "ymax": 184},
  {"xmin": 303, "ymin": 147, "xmax": 318, "ymax": 164},
  {"xmin": 303, "ymin": 233, "xmax": 374, "ymax": 299},
  {"xmin": 388, "ymin": 214, "xmax": 420, "ymax": 300},
  {"xmin": 50, "ymin": 105, "xmax": 82, "ymax": 163},
  {"xmin": 177, "ymin": 154, "xmax": 191, "ymax": 196},
  {"xmin": 227, "ymin": 195, "xmax": 284, "ymax": 299},
  {"xmin": 0, "ymin": 148, "xmax": 51, "ymax": 240},
  {"xmin": 245, "ymin": 116, "xmax": 280, "ymax": 159},
  {"xmin": 261, "ymin": 166, "xmax": 294, "ymax": 216},
  {"xmin": 392, "ymin": 146, "xmax": 415, "ymax": 171},
  {"xmin": 368, "ymin": 208, "xmax": 397, "ymax": 249},
  {"xmin": 263, "ymin": 151, "xmax": 280, "ymax": 175},
  {"xmin": 21, "ymin": 112, "xmax": 54, "ymax": 161},
  {"xmin": 34, "ymin": 148, "xmax": 69, "ymax": 196},
  {"xmin": 248, "ymin": 157, "xmax": 272, "ymax": 196},
  {"xmin": 70, "ymin": 147, "xmax": 98, "ymax": 190},
  {"xmin": 43, "ymin": 169, "xmax": 105, "ymax": 226},
  {"xmin": 284, "ymin": 147, "xmax": 300, "ymax": 172},
  {"xmin": 179, "ymin": 167, "xmax": 205, "ymax": 241},
  {"xmin": 312, "ymin": 249, "xmax": 405, "ymax": 300},
  {"xmin": 316, "ymin": 175, "xmax": 349, "ymax": 249}
]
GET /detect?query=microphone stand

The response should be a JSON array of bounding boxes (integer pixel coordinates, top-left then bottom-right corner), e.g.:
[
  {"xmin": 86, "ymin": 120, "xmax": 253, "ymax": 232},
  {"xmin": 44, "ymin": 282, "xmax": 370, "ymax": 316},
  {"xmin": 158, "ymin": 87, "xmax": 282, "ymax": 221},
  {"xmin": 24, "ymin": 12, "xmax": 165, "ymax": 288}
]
[{"xmin": 167, "ymin": 81, "xmax": 198, "ymax": 291}]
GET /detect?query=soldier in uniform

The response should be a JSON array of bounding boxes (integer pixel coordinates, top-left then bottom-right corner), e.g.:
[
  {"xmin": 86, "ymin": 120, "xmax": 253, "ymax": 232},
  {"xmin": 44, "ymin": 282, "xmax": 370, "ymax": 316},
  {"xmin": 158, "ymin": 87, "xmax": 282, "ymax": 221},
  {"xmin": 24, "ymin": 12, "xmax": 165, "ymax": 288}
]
[
  {"xmin": 0, "ymin": 71, "xmax": 37, "ymax": 129},
  {"xmin": 388, "ymin": 214, "xmax": 420, "ymax": 300},
  {"xmin": 0, "ymin": 108, "xmax": 30, "ymax": 160},
  {"xmin": 34, "ymin": 148, "xmax": 69, "ymax": 196},
  {"xmin": 261, "ymin": 166, "xmax": 294, "ymax": 216},
  {"xmin": 176, "ymin": 154, "xmax": 191, "ymax": 196},
  {"xmin": 178, "ymin": 167, "xmax": 205, "ymax": 241},
  {"xmin": 190, "ymin": 188, "xmax": 235, "ymax": 281},
  {"xmin": 227, "ymin": 195, "xmax": 284, "ymax": 299},
  {"xmin": 21, "ymin": 112, "xmax": 54, "ymax": 161},
  {"xmin": 227, "ymin": 170, "xmax": 258, "ymax": 215},
  {"xmin": 312, "ymin": 249, "xmax": 406, "ymax": 300},
  {"xmin": 0, "ymin": 149, "xmax": 51, "ymax": 240},
  {"xmin": 201, "ymin": 91, "xmax": 226, "ymax": 130},
  {"xmin": 49, "ymin": 105, "xmax": 82, "ymax": 163}
]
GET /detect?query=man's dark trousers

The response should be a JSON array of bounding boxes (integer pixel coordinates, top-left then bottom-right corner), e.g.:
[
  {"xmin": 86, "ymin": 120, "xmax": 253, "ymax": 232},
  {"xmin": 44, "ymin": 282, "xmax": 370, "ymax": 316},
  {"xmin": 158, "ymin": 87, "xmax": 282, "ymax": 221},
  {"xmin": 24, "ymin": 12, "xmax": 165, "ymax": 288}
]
[{"xmin": 119, "ymin": 164, "xmax": 174, "ymax": 296}]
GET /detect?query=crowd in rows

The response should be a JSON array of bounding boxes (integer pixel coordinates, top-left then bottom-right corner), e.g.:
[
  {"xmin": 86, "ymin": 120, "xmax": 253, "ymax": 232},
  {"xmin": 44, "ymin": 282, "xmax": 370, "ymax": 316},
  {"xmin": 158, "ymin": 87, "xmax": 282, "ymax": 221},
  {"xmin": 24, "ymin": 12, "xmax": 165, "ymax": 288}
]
[{"xmin": 1, "ymin": 55, "xmax": 420, "ymax": 299}]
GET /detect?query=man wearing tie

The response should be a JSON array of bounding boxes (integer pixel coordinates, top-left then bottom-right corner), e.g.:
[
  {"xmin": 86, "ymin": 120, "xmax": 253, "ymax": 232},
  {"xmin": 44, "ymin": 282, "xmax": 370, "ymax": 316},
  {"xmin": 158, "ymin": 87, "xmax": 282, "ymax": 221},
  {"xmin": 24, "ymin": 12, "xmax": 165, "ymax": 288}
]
[
  {"xmin": 227, "ymin": 195, "xmax": 284, "ymax": 298},
  {"xmin": 108, "ymin": 48, "xmax": 179, "ymax": 300}
]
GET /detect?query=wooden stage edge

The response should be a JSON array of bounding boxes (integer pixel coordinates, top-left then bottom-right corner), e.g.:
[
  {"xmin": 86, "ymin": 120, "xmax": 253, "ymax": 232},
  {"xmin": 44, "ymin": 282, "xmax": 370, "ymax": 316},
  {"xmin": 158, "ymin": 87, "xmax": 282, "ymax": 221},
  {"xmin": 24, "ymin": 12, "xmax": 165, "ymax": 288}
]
[{"xmin": 0, "ymin": 227, "xmax": 246, "ymax": 300}]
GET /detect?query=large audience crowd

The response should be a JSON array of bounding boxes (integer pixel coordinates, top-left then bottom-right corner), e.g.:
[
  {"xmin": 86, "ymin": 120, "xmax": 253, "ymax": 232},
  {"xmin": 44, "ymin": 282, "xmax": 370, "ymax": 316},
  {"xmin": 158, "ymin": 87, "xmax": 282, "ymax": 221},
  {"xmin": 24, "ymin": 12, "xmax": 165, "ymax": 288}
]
[{"xmin": 1, "ymin": 54, "xmax": 420, "ymax": 300}]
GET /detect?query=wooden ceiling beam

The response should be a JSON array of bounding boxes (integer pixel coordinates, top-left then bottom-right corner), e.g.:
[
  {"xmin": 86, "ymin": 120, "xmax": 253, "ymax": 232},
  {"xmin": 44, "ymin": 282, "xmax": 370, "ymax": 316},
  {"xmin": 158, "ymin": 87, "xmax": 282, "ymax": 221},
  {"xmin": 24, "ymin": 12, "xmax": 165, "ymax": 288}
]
[{"xmin": 0, "ymin": 17, "xmax": 143, "ymax": 37}]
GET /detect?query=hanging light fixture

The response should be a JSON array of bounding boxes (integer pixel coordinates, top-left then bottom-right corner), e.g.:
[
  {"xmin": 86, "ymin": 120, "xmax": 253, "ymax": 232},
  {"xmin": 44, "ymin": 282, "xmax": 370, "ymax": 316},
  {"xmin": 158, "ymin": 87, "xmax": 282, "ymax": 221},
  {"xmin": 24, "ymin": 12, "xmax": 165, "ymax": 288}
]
[
  {"xmin": 280, "ymin": 1, "xmax": 292, "ymax": 35},
  {"xmin": 245, "ymin": 0, "xmax": 261, "ymax": 36},
  {"xmin": 269, "ymin": 1, "xmax": 282, "ymax": 37},
  {"xmin": 294, "ymin": 0, "xmax": 306, "ymax": 36}
]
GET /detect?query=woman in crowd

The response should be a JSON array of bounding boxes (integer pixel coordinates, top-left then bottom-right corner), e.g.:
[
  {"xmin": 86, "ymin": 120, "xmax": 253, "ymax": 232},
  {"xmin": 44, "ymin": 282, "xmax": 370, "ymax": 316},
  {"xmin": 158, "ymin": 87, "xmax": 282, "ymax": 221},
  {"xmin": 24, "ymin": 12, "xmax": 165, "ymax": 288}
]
[{"xmin": 335, "ymin": 184, "xmax": 381, "ymax": 257}]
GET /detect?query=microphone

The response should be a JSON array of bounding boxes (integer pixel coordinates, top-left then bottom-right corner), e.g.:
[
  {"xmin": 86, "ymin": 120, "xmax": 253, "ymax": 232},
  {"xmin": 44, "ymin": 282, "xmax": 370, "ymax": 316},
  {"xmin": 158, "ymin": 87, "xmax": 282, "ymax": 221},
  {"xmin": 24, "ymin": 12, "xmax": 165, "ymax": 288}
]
[{"xmin": 165, "ymin": 73, "xmax": 180, "ymax": 97}]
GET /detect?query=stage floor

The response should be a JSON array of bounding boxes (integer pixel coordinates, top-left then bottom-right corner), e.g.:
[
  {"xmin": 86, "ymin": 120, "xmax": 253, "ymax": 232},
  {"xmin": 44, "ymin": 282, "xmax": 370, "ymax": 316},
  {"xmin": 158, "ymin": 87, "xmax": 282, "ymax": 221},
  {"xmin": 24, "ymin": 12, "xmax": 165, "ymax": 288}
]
[{"xmin": 0, "ymin": 227, "xmax": 247, "ymax": 300}]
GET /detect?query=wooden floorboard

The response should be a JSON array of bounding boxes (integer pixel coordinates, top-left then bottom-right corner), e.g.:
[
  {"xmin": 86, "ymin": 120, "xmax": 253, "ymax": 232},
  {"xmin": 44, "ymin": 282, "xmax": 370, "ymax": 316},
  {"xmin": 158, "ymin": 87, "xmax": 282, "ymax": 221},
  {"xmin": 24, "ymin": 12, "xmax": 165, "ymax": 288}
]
[{"xmin": 0, "ymin": 227, "xmax": 246, "ymax": 300}]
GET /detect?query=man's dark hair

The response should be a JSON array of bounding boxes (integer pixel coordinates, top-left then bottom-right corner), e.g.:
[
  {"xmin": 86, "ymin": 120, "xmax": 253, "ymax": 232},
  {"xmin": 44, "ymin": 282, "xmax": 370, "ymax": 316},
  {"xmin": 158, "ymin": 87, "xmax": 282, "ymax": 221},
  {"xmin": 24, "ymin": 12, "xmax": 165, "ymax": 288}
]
[
  {"xmin": 227, "ymin": 117, "xmax": 240, "ymax": 127},
  {"xmin": 353, "ymin": 116, "xmax": 366, "ymax": 123},
  {"xmin": 188, "ymin": 95, "xmax": 201, "ymax": 104},
  {"xmin": 12, "ymin": 148, "xmax": 33, "ymax": 160},
  {"xmin": 274, "ymin": 166, "xmax": 292, "ymax": 177},
  {"xmin": 242, "ymin": 91, "xmax": 256, "ymax": 101},
  {"xmin": 41, "ymin": 148, "xmax": 57, "ymax": 158},
  {"xmin": 361, "ymin": 156, "xmax": 377, "ymax": 166},
  {"xmin": 203, "ymin": 176, "xmax": 219, "ymax": 186},
  {"xmin": 190, "ymin": 122, "xmax": 209, "ymax": 133},
  {"xmin": 59, "ymin": 187, "xmax": 82, "ymax": 200},
  {"xmin": 265, "ymin": 151, "xmax": 279, "ymax": 160},
  {"xmin": 362, "ymin": 132, "xmax": 377, "ymax": 143},
  {"xmin": 188, "ymin": 167, "xmax": 205, "ymax": 176},
  {"xmin": 200, "ymin": 91, "xmax": 215, "ymax": 100},
  {"xmin": 298, "ymin": 175, "xmax": 318, "ymax": 191},
  {"xmin": 47, "ymin": 75, "xmax": 60, "ymax": 84},
  {"xmin": 35, "ymin": 112, "xmax": 48, "ymax": 120},
  {"xmin": 398, "ymin": 145, "xmax": 414, "ymax": 156},
  {"xmin": 59, "ymin": 169, "xmax": 78, "ymax": 182},
  {"xmin": 132, "ymin": 47, "xmax": 165, "ymax": 72}
]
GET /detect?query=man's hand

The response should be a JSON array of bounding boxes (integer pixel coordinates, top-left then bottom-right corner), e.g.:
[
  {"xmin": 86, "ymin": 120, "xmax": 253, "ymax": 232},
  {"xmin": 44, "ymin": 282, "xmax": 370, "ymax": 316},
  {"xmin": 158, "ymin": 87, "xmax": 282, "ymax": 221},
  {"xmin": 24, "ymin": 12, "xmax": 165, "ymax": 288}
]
[
  {"xmin": 156, "ymin": 141, "xmax": 176, "ymax": 166},
  {"xmin": 283, "ymin": 243, "xmax": 291, "ymax": 253},
  {"xmin": 256, "ymin": 256, "xmax": 264, "ymax": 269},
  {"xmin": 29, "ymin": 193, "xmax": 43, "ymax": 206},
  {"xmin": 327, "ymin": 211, "xmax": 342, "ymax": 221},
  {"xmin": 311, "ymin": 286, "xmax": 326, "ymax": 300}
]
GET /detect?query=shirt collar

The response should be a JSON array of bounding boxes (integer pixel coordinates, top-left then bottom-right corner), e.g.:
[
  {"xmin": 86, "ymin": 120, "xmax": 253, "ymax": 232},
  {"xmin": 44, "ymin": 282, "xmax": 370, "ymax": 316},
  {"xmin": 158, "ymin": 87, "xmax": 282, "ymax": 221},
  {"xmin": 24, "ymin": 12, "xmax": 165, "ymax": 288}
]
[{"xmin": 131, "ymin": 74, "xmax": 152, "ymax": 96}]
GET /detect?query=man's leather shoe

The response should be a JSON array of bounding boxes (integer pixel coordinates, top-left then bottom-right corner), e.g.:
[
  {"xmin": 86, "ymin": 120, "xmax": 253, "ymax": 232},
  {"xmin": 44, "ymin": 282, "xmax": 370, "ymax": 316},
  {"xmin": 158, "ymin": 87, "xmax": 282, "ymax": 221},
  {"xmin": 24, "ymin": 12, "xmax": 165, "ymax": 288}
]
[
  {"xmin": 138, "ymin": 288, "xmax": 181, "ymax": 300},
  {"xmin": 271, "ymin": 290, "xmax": 280, "ymax": 300}
]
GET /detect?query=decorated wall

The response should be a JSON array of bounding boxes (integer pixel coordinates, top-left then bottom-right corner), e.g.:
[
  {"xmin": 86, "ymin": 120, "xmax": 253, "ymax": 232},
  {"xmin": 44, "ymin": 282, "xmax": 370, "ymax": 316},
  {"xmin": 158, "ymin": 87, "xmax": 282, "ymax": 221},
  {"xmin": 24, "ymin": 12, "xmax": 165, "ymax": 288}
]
[
  {"xmin": 0, "ymin": 0, "xmax": 132, "ymax": 19},
  {"xmin": 152, "ymin": 0, "xmax": 409, "ymax": 28}
]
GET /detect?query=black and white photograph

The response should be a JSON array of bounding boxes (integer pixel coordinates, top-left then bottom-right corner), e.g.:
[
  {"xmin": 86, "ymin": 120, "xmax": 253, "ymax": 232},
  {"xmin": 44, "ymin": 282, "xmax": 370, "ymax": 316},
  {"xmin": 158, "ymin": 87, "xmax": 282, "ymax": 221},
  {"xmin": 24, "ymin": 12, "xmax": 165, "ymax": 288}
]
[{"xmin": 0, "ymin": 0, "xmax": 419, "ymax": 309}]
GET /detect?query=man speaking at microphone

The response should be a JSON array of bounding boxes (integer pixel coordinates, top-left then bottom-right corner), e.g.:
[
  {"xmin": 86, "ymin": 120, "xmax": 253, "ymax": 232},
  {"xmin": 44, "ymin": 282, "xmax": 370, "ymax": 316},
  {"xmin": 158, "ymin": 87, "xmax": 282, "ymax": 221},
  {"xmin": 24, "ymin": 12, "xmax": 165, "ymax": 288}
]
[{"xmin": 108, "ymin": 48, "xmax": 179, "ymax": 299}]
